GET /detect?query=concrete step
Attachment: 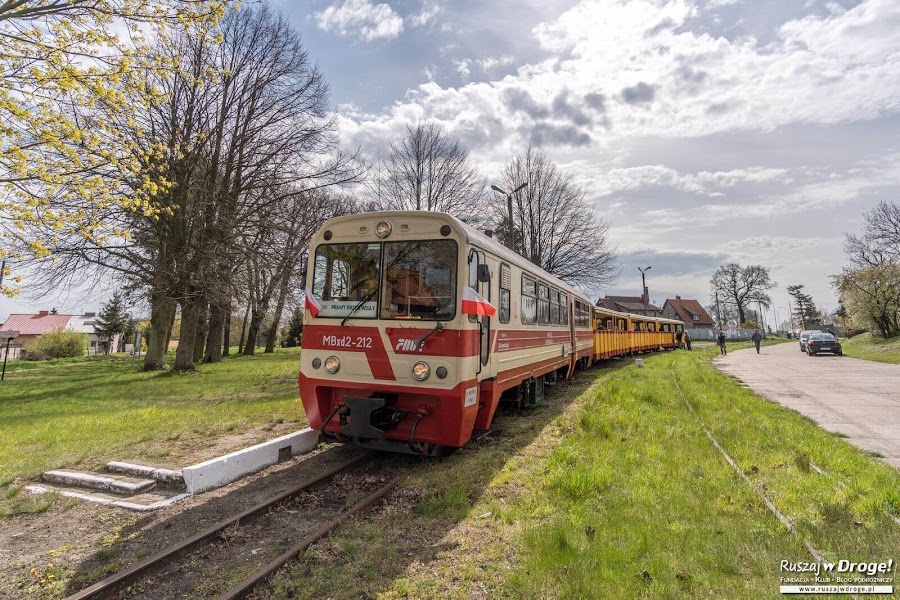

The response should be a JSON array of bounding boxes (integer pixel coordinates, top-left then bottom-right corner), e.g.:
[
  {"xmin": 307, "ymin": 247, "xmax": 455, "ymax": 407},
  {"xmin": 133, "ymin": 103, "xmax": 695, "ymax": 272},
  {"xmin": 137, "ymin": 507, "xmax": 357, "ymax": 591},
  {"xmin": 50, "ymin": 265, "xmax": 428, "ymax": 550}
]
[
  {"xmin": 41, "ymin": 470, "xmax": 156, "ymax": 496},
  {"xmin": 106, "ymin": 461, "xmax": 184, "ymax": 487}
]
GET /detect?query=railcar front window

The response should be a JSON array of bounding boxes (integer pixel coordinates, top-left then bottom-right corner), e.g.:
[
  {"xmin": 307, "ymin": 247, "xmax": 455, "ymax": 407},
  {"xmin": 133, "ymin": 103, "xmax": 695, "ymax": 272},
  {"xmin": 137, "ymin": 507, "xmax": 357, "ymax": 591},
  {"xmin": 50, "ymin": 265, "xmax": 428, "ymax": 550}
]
[
  {"xmin": 311, "ymin": 243, "xmax": 381, "ymax": 318},
  {"xmin": 381, "ymin": 240, "xmax": 457, "ymax": 320}
]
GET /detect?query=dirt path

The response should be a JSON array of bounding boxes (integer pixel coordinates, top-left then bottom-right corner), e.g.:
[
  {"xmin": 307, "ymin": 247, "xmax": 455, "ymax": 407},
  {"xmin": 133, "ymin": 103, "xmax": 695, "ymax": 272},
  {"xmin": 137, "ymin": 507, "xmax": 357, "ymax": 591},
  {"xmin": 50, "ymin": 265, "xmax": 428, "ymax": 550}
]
[{"xmin": 714, "ymin": 341, "xmax": 900, "ymax": 468}]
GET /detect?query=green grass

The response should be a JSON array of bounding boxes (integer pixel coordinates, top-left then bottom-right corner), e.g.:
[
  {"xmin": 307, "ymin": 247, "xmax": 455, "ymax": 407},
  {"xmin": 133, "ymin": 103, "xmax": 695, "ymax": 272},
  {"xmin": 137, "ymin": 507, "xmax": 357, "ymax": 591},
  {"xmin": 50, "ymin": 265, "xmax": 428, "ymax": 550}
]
[
  {"xmin": 841, "ymin": 332, "xmax": 900, "ymax": 364},
  {"xmin": 262, "ymin": 342, "xmax": 899, "ymax": 599},
  {"xmin": 0, "ymin": 349, "xmax": 305, "ymax": 517}
]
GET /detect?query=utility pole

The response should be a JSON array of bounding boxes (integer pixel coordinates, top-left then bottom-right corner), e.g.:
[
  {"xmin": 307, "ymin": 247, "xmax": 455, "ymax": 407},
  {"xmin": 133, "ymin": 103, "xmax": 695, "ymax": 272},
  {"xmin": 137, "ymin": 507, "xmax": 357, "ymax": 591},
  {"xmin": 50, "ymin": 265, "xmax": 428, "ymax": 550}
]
[
  {"xmin": 490, "ymin": 183, "xmax": 527, "ymax": 252},
  {"xmin": 787, "ymin": 299, "xmax": 795, "ymax": 332},
  {"xmin": 715, "ymin": 290, "xmax": 723, "ymax": 331}
]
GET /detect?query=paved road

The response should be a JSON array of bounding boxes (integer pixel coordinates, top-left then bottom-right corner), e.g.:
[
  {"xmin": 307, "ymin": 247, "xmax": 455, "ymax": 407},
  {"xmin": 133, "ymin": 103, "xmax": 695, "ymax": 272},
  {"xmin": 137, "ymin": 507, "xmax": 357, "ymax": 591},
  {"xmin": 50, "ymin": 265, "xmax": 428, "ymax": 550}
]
[{"xmin": 714, "ymin": 341, "xmax": 900, "ymax": 468}]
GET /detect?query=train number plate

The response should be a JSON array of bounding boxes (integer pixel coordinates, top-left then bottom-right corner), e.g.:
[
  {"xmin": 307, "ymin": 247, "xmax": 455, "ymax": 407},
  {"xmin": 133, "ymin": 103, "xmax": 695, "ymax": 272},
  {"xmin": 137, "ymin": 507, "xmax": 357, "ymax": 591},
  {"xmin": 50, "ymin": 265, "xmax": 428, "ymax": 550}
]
[
  {"xmin": 464, "ymin": 387, "xmax": 478, "ymax": 407},
  {"xmin": 321, "ymin": 334, "xmax": 374, "ymax": 349}
]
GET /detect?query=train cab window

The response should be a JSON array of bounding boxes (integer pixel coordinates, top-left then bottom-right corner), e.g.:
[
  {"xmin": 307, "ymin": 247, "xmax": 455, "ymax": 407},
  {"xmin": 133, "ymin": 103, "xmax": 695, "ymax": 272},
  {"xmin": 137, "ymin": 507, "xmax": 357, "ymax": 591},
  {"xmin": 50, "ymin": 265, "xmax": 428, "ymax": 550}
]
[
  {"xmin": 606, "ymin": 318, "xmax": 613, "ymax": 330},
  {"xmin": 538, "ymin": 283, "xmax": 550, "ymax": 325},
  {"xmin": 548, "ymin": 290, "xmax": 556, "ymax": 325},
  {"xmin": 381, "ymin": 240, "xmax": 458, "ymax": 321},
  {"xmin": 521, "ymin": 275, "xmax": 537, "ymax": 325},
  {"xmin": 499, "ymin": 263, "xmax": 511, "ymax": 324},
  {"xmin": 312, "ymin": 242, "xmax": 381, "ymax": 318},
  {"xmin": 560, "ymin": 293, "xmax": 568, "ymax": 326}
]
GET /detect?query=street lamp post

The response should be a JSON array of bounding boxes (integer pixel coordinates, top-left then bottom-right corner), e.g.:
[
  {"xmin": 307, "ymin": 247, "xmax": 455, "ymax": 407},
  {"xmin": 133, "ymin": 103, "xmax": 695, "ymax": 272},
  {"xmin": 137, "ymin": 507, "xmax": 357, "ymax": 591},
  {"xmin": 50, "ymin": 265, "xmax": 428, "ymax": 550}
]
[
  {"xmin": 490, "ymin": 182, "xmax": 527, "ymax": 251},
  {"xmin": 637, "ymin": 265, "xmax": 651, "ymax": 298}
]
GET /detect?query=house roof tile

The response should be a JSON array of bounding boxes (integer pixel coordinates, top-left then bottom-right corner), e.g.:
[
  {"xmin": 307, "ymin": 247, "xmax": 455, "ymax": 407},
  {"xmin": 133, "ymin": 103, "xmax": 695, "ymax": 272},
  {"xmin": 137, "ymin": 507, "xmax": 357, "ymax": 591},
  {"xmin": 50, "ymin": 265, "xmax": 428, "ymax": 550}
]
[
  {"xmin": 0, "ymin": 313, "xmax": 73, "ymax": 335},
  {"xmin": 663, "ymin": 299, "xmax": 715, "ymax": 326}
]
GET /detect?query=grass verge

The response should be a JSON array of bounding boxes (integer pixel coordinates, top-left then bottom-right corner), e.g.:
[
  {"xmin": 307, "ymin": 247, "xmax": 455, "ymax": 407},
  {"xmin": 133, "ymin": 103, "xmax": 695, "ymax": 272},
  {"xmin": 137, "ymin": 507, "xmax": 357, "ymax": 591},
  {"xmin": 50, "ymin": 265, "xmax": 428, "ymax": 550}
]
[
  {"xmin": 263, "ymin": 341, "xmax": 899, "ymax": 598},
  {"xmin": 0, "ymin": 349, "xmax": 305, "ymax": 517},
  {"xmin": 841, "ymin": 332, "xmax": 900, "ymax": 365}
]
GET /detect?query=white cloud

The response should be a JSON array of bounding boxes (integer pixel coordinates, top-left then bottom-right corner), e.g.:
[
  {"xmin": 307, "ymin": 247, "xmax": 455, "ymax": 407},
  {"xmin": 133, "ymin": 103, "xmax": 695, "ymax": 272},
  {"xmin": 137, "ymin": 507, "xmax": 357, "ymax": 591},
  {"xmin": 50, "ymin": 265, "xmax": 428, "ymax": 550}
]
[
  {"xmin": 315, "ymin": 0, "xmax": 404, "ymax": 42},
  {"xmin": 409, "ymin": 3, "xmax": 440, "ymax": 27}
]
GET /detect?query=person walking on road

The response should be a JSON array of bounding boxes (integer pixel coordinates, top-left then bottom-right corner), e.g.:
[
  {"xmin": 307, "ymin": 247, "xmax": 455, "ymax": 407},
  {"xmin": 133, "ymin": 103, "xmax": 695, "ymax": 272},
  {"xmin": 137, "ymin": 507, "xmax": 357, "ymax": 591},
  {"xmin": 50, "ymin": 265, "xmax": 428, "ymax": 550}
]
[
  {"xmin": 717, "ymin": 331, "xmax": 727, "ymax": 355},
  {"xmin": 684, "ymin": 331, "xmax": 692, "ymax": 350},
  {"xmin": 751, "ymin": 329, "xmax": 762, "ymax": 354}
]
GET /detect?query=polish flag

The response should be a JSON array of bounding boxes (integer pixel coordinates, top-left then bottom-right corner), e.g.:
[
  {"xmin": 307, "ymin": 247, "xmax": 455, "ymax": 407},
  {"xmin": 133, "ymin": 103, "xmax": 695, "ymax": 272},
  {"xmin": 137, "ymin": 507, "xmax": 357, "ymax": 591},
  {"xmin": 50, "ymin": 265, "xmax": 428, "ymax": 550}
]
[
  {"xmin": 305, "ymin": 287, "xmax": 322, "ymax": 317},
  {"xmin": 462, "ymin": 286, "xmax": 496, "ymax": 317}
]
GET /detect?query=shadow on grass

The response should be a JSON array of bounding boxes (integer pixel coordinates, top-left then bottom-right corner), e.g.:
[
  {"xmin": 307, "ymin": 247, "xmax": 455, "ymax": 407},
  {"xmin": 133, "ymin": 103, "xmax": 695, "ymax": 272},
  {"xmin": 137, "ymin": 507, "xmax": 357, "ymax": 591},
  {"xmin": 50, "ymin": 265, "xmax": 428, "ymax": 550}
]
[{"xmin": 60, "ymin": 355, "xmax": 637, "ymax": 598}]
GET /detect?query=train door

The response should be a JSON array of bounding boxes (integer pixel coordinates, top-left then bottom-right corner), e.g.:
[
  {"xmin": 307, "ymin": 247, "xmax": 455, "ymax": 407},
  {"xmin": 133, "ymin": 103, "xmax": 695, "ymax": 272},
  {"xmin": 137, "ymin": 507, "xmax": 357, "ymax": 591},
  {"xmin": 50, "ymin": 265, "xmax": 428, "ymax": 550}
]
[{"xmin": 467, "ymin": 248, "xmax": 491, "ymax": 380}]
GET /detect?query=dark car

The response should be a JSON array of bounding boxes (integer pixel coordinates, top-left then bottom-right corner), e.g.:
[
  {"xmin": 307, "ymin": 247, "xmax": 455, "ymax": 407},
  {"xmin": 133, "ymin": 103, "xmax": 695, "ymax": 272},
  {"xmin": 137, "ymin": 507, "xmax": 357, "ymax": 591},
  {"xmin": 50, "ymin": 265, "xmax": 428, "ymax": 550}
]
[
  {"xmin": 798, "ymin": 329, "xmax": 822, "ymax": 352},
  {"xmin": 806, "ymin": 333, "xmax": 842, "ymax": 356}
]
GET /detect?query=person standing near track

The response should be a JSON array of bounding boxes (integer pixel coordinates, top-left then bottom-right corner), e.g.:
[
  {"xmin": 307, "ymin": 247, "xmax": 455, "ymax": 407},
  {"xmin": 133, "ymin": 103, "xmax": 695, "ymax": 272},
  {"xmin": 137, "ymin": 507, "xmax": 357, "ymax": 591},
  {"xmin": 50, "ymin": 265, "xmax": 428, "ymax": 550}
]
[
  {"xmin": 684, "ymin": 330, "xmax": 692, "ymax": 350},
  {"xmin": 675, "ymin": 329, "xmax": 683, "ymax": 349},
  {"xmin": 717, "ymin": 330, "xmax": 727, "ymax": 355},
  {"xmin": 751, "ymin": 329, "xmax": 762, "ymax": 354}
]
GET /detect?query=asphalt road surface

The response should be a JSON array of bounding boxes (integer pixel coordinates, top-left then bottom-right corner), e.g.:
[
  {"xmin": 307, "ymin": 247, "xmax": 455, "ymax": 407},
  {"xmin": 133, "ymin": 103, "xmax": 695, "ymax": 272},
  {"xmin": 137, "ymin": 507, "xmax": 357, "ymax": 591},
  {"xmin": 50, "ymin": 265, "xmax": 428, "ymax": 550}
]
[{"xmin": 714, "ymin": 341, "xmax": 900, "ymax": 469}]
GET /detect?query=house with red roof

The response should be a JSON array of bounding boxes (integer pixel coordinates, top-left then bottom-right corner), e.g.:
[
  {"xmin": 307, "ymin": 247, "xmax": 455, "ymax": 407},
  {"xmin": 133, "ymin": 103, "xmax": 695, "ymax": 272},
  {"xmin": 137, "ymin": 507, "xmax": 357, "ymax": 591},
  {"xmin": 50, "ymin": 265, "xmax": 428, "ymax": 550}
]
[
  {"xmin": 662, "ymin": 296, "xmax": 715, "ymax": 329},
  {"xmin": 0, "ymin": 310, "xmax": 118, "ymax": 359}
]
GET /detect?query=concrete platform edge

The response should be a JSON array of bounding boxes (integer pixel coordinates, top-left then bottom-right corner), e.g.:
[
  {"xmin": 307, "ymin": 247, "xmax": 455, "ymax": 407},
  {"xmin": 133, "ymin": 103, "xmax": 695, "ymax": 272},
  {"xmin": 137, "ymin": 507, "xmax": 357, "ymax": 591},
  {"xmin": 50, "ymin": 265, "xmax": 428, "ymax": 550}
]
[{"xmin": 181, "ymin": 428, "xmax": 319, "ymax": 494}]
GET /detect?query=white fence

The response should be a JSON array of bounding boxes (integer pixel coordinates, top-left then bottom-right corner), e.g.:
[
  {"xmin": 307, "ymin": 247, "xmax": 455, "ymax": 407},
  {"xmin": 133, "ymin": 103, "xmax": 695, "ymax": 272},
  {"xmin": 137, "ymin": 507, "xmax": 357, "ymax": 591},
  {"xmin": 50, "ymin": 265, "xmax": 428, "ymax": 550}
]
[{"xmin": 687, "ymin": 328, "xmax": 764, "ymax": 341}]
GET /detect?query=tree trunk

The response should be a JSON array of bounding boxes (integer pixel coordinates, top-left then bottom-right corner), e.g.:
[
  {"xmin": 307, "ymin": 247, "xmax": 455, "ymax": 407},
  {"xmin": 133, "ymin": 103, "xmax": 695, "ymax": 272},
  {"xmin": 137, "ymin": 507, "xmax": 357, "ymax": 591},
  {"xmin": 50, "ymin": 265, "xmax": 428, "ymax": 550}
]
[
  {"xmin": 204, "ymin": 303, "xmax": 225, "ymax": 363},
  {"xmin": 174, "ymin": 299, "xmax": 201, "ymax": 371},
  {"xmin": 222, "ymin": 308, "xmax": 231, "ymax": 356},
  {"xmin": 193, "ymin": 301, "xmax": 209, "ymax": 364},
  {"xmin": 237, "ymin": 302, "xmax": 250, "ymax": 353},
  {"xmin": 165, "ymin": 306, "xmax": 176, "ymax": 352},
  {"xmin": 243, "ymin": 306, "xmax": 262, "ymax": 356},
  {"xmin": 737, "ymin": 303, "xmax": 746, "ymax": 325},
  {"xmin": 144, "ymin": 294, "xmax": 175, "ymax": 371},
  {"xmin": 265, "ymin": 270, "xmax": 293, "ymax": 353}
]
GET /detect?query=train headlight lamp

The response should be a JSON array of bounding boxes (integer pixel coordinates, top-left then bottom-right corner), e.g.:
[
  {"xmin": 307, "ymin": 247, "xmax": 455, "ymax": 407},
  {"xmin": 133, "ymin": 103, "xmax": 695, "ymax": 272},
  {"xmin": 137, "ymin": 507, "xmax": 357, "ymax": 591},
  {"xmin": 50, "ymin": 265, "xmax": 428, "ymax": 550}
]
[
  {"xmin": 311, "ymin": 358, "xmax": 322, "ymax": 369},
  {"xmin": 436, "ymin": 366, "xmax": 448, "ymax": 379},
  {"xmin": 375, "ymin": 221, "xmax": 392, "ymax": 238},
  {"xmin": 324, "ymin": 356, "xmax": 341, "ymax": 374},
  {"xmin": 412, "ymin": 361, "xmax": 430, "ymax": 381}
]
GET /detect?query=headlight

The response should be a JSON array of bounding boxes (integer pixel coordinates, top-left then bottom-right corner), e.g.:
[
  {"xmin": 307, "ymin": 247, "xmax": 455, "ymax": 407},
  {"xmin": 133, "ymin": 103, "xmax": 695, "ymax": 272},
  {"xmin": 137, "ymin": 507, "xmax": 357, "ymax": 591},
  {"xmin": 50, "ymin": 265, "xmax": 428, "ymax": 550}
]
[
  {"xmin": 324, "ymin": 356, "xmax": 340, "ymax": 374},
  {"xmin": 412, "ymin": 361, "xmax": 430, "ymax": 381},
  {"xmin": 436, "ymin": 366, "xmax": 448, "ymax": 379},
  {"xmin": 311, "ymin": 358, "xmax": 322, "ymax": 369},
  {"xmin": 375, "ymin": 221, "xmax": 392, "ymax": 238}
]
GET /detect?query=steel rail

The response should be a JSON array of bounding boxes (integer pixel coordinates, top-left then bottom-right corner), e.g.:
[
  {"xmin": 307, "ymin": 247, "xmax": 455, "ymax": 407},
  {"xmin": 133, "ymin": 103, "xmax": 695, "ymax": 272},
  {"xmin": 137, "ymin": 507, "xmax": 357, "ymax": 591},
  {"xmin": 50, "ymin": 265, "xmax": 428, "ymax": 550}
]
[
  {"xmin": 219, "ymin": 476, "xmax": 401, "ymax": 600},
  {"xmin": 65, "ymin": 453, "xmax": 368, "ymax": 600}
]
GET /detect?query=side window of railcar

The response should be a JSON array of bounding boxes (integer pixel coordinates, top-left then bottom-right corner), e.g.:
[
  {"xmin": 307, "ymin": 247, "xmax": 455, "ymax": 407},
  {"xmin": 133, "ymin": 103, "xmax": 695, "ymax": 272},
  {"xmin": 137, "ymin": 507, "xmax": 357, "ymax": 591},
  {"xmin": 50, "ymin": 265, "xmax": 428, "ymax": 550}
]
[
  {"xmin": 499, "ymin": 264, "xmax": 511, "ymax": 324},
  {"xmin": 538, "ymin": 283, "xmax": 550, "ymax": 325},
  {"xmin": 521, "ymin": 275, "xmax": 537, "ymax": 325},
  {"xmin": 550, "ymin": 289, "xmax": 560, "ymax": 325},
  {"xmin": 560, "ymin": 293, "xmax": 568, "ymax": 326},
  {"xmin": 467, "ymin": 250, "xmax": 479, "ymax": 323}
]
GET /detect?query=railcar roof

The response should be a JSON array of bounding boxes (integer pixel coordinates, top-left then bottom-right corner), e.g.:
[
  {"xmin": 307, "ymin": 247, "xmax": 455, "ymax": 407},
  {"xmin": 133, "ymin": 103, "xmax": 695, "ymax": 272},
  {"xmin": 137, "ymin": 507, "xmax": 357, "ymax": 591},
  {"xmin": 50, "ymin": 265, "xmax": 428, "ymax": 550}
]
[{"xmin": 593, "ymin": 306, "xmax": 684, "ymax": 325}]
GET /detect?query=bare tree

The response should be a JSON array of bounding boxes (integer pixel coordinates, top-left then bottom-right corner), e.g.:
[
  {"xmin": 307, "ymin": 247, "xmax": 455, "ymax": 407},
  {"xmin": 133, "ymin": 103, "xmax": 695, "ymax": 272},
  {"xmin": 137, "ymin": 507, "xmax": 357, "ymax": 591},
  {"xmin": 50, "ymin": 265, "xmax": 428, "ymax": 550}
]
[
  {"xmin": 833, "ymin": 201, "xmax": 900, "ymax": 338},
  {"xmin": 372, "ymin": 121, "xmax": 483, "ymax": 217},
  {"xmin": 488, "ymin": 146, "xmax": 619, "ymax": 292},
  {"xmin": 709, "ymin": 263, "xmax": 775, "ymax": 325}
]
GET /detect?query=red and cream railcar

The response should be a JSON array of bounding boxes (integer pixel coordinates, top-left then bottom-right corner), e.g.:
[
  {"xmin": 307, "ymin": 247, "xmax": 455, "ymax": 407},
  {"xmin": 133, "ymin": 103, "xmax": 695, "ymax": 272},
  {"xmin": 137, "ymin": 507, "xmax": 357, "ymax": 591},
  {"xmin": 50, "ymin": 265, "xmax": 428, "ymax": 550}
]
[{"xmin": 298, "ymin": 211, "xmax": 595, "ymax": 456}]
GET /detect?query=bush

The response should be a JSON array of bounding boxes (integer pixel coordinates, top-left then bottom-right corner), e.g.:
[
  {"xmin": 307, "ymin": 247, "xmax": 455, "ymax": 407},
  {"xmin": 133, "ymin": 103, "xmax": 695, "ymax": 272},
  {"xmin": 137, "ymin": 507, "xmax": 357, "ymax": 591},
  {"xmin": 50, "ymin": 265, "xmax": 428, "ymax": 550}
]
[
  {"xmin": 33, "ymin": 328, "xmax": 87, "ymax": 359},
  {"xmin": 22, "ymin": 349, "xmax": 50, "ymax": 361}
]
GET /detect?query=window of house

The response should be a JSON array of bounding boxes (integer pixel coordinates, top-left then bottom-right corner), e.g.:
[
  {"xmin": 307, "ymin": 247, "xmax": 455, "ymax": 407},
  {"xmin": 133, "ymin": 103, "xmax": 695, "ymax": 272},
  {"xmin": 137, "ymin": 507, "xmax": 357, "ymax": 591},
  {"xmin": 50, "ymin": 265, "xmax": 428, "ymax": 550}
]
[
  {"xmin": 522, "ymin": 275, "xmax": 537, "ymax": 325},
  {"xmin": 499, "ymin": 263, "xmax": 511, "ymax": 324},
  {"xmin": 692, "ymin": 314, "xmax": 700, "ymax": 321},
  {"xmin": 538, "ymin": 283, "xmax": 550, "ymax": 325}
]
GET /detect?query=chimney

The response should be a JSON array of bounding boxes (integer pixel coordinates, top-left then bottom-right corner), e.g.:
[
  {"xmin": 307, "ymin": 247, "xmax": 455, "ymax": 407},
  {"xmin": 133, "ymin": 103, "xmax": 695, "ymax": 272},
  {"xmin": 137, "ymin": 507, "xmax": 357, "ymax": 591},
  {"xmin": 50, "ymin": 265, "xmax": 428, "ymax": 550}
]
[
  {"xmin": 675, "ymin": 295, "xmax": 681, "ymax": 300},
  {"xmin": 38, "ymin": 310, "xmax": 49, "ymax": 317},
  {"xmin": 484, "ymin": 229, "xmax": 493, "ymax": 238}
]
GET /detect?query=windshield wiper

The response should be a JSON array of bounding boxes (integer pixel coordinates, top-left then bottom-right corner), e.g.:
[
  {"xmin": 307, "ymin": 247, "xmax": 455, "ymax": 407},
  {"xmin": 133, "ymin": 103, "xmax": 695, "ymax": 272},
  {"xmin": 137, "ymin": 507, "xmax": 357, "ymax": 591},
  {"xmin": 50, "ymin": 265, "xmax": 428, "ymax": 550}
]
[
  {"xmin": 414, "ymin": 322, "xmax": 443, "ymax": 350},
  {"xmin": 341, "ymin": 288, "xmax": 378, "ymax": 326}
]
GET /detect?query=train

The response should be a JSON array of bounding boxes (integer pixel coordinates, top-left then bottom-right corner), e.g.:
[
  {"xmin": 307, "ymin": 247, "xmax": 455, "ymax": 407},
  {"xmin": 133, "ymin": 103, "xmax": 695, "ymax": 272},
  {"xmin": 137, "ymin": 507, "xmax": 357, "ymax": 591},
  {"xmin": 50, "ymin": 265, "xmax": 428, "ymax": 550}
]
[{"xmin": 298, "ymin": 211, "xmax": 684, "ymax": 456}]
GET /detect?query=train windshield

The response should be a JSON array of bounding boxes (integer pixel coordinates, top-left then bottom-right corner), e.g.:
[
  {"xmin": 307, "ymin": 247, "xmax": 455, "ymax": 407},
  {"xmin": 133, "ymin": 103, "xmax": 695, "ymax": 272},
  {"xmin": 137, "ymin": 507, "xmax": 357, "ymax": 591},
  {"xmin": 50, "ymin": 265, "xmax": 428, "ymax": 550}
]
[
  {"xmin": 381, "ymin": 240, "xmax": 457, "ymax": 320},
  {"xmin": 312, "ymin": 243, "xmax": 381, "ymax": 318}
]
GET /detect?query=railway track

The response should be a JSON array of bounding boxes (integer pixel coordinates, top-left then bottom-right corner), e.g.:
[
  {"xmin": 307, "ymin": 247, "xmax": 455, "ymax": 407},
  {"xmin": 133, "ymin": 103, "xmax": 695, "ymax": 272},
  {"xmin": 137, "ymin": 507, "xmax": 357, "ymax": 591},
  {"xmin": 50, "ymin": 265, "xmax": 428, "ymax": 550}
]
[{"xmin": 65, "ymin": 453, "xmax": 400, "ymax": 600}]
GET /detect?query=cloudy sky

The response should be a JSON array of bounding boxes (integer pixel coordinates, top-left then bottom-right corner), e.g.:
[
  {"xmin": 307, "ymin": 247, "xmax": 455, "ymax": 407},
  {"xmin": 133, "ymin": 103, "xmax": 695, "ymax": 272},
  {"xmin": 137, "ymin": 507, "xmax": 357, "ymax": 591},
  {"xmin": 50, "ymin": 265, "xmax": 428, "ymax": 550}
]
[{"xmin": 3, "ymin": 0, "xmax": 899, "ymax": 323}]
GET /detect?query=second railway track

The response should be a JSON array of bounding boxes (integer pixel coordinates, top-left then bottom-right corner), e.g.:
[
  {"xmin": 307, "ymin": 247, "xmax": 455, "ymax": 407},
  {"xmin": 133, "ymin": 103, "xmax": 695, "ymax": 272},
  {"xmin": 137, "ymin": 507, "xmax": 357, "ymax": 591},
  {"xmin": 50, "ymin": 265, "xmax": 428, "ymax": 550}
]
[{"xmin": 66, "ymin": 453, "xmax": 401, "ymax": 600}]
